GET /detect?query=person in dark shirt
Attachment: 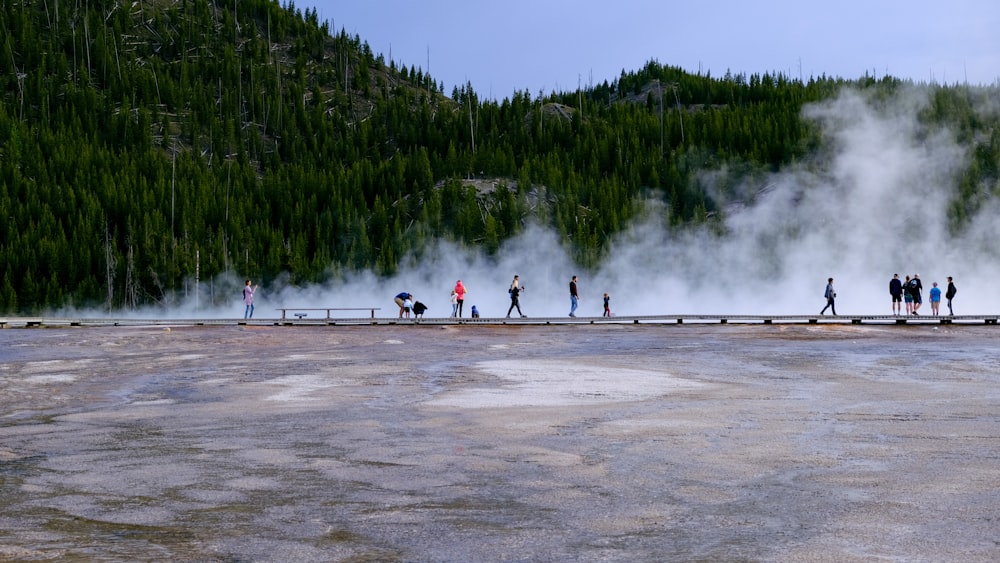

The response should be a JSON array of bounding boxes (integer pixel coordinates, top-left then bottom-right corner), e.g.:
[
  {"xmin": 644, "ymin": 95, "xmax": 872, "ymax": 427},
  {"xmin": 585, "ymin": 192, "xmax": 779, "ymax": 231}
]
[
  {"xmin": 889, "ymin": 274, "xmax": 903, "ymax": 315},
  {"xmin": 569, "ymin": 276, "xmax": 579, "ymax": 317},
  {"xmin": 945, "ymin": 276, "xmax": 957, "ymax": 316},
  {"xmin": 506, "ymin": 275, "xmax": 526, "ymax": 318},
  {"xmin": 412, "ymin": 301, "xmax": 428, "ymax": 318},
  {"xmin": 910, "ymin": 274, "xmax": 924, "ymax": 315},
  {"xmin": 394, "ymin": 292, "xmax": 412, "ymax": 318}
]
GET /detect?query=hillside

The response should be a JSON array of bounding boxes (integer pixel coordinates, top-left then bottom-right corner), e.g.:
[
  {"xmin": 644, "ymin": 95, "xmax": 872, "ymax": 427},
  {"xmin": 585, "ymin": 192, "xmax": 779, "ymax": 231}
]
[{"xmin": 1, "ymin": 1, "xmax": 998, "ymax": 313}]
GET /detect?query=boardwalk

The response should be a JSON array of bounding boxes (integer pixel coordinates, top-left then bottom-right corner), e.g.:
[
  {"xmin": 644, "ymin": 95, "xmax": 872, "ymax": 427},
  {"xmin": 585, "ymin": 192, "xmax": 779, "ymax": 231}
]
[{"xmin": 1, "ymin": 313, "xmax": 996, "ymax": 328}]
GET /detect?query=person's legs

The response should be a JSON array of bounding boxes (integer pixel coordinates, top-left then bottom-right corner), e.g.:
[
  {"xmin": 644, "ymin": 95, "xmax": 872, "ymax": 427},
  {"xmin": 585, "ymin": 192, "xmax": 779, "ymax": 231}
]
[
  {"xmin": 570, "ymin": 295, "xmax": 578, "ymax": 317},
  {"xmin": 395, "ymin": 297, "xmax": 405, "ymax": 318},
  {"xmin": 947, "ymin": 298, "xmax": 953, "ymax": 316},
  {"xmin": 457, "ymin": 300, "xmax": 463, "ymax": 317},
  {"xmin": 248, "ymin": 304, "xmax": 254, "ymax": 319}
]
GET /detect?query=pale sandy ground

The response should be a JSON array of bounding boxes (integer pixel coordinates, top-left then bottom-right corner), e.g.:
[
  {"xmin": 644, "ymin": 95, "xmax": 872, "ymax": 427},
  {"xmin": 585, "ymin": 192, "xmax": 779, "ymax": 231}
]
[{"xmin": 0, "ymin": 323, "xmax": 998, "ymax": 562}]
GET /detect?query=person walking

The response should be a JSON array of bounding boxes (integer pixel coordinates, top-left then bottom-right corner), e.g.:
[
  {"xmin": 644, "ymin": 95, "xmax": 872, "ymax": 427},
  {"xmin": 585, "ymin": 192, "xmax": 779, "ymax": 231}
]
[
  {"xmin": 945, "ymin": 276, "xmax": 957, "ymax": 316},
  {"xmin": 603, "ymin": 292, "xmax": 611, "ymax": 317},
  {"xmin": 243, "ymin": 279, "xmax": 259, "ymax": 319},
  {"xmin": 568, "ymin": 275, "xmax": 579, "ymax": 317},
  {"xmin": 889, "ymin": 274, "xmax": 903, "ymax": 315},
  {"xmin": 454, "ymin": 280, "xmax": 467, "ymax": 318},
  {"xmin": 506, "ymin": 275, "xmax": 526, "ymax": 318},
  {"xmin": 929, "ymin": 282, "xmax": 942, "ymax": 316},
  {"xmin": 820, "ymin": 277, "xmax": 837, "ymax": 315}
]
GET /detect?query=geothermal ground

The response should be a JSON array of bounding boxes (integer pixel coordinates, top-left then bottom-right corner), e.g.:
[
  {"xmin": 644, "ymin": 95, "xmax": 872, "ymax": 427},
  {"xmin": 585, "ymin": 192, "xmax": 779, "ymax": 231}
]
[{"xmin": 1, "ymin": 323, "xmax": 998, "ymax": 561}]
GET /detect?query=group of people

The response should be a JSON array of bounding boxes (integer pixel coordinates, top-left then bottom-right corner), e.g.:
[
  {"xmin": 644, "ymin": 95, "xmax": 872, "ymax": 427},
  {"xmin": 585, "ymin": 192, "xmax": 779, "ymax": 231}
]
[
  {"xmin": 392, "ymin": 275, "xmax": 613, "ymax": 320},
  {"xmin": 889, "ymin": 274, "xmax": 957, "ymax": 316},
  {"xmin": 506, "ymin": 274, "xmax": 611, "ymax": 318},
  {"xmin": 393, "ymin": 291, "xmax": 429, "ymax": 319},
  {"xmin": 248, "ymin": 274, "xmax": 966, "ymax": 320},
  {"xmin": 823, "ymin": 274, "xmax": 958, "ymax": 317}
]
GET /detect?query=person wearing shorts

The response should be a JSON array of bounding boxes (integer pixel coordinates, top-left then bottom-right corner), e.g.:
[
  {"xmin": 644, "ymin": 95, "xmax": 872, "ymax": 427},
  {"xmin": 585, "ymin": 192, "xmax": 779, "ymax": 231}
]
[
  {"xmin": 394, "ymin": 292, "xmax": 412, "ymax": 318},
  {"xmin": 910, "ymin": 274, "xmax": 924, "ymax": 315},
  {"xmin": 889, "ymin": 274, "xmax": 903, "ymax": 315},
  {"xmin": 903, "ymin": 275, "xmax": 914, "ymax": 315},
  {"xmin": 929, "ymin": 282, "xmax": 942, "ymax": 316}
]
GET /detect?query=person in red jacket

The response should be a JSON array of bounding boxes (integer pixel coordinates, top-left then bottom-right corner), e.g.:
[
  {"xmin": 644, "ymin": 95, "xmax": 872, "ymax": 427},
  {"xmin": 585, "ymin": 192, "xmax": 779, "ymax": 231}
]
[{"xmin": 454, "ymin": 280, "xmax": 467, "ymax": 317}]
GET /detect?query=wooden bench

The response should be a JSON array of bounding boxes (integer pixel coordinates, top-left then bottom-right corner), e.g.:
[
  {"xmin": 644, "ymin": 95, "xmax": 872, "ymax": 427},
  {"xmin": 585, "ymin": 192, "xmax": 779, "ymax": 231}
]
[{"xmin": 276, "ymin": 307, "xmax": 380, "ymax": 320}]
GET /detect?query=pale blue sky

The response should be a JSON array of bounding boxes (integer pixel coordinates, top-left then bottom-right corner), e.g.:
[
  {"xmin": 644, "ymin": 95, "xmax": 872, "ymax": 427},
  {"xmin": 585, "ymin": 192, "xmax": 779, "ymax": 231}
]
[{"xmin": 305, "ymin": 0, "xmax": 999, "ymax": 99}]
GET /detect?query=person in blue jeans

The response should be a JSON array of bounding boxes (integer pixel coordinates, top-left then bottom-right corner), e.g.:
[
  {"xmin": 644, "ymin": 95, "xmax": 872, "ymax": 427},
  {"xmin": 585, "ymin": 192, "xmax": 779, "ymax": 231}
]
[
  {"xmin": 243, "ymin": 279, "xmax": 258, "ymax": 319},
  {"xmin": 569, "ymin": 275, "xmax": 579, "ymax": 317}
]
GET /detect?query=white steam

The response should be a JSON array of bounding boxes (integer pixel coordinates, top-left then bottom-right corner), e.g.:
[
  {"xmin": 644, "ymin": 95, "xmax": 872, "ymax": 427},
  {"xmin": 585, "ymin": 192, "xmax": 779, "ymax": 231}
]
[{"xmin": 63, "ymin": 86, "xmax": 1000, "ymax": 318}]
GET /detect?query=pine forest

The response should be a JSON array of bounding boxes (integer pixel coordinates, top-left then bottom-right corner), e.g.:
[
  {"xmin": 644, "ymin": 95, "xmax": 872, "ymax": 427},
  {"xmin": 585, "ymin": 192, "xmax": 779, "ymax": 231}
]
[{"xmin": 1, "ymin": 0, "xmax": 998, "ymax": 313}]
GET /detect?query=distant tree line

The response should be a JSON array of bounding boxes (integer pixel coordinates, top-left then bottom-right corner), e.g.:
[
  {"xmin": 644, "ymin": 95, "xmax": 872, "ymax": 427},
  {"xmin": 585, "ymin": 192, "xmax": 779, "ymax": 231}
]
[{"xmin": 0, "ymin": 0, "xmax": 997, "ymax": 313}]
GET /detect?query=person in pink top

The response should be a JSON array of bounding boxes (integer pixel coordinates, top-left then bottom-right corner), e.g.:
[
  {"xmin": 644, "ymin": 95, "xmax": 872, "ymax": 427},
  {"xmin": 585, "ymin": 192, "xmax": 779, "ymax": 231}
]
[
  {"xmin": 243, "ymin": 279, "xmax": 259, "ymax": 319},
  {"xmin": 454, "ymin": 280, "xmax": 467, "ymax": 317}
]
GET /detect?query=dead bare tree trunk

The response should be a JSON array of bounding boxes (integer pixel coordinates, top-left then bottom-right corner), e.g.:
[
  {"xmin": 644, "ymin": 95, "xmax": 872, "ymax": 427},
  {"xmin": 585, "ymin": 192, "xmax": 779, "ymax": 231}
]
[
  {"xmin": 104, "ymin": 221, "xmax": 116, "ymax": 312},
  {"xmin": 124, "ymin": 232, "xmax": 138, "ymax": 310}
]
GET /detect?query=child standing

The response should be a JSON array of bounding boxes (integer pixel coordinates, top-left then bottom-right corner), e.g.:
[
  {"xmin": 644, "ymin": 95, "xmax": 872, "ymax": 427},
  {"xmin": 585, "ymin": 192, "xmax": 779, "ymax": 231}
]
[{"xmin": 929, "ymin": 282, "xmax": 941, "ymax": 316}]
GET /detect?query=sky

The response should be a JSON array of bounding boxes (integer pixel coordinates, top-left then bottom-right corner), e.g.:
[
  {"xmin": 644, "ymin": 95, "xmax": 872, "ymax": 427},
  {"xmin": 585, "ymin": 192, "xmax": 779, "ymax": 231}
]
[{"xmin": 306, "ymin": 0, "xmax": 1000, "ymax": 100}]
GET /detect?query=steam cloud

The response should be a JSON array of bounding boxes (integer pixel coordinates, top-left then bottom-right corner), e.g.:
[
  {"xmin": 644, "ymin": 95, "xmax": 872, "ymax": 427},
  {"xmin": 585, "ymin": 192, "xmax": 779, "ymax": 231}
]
[{"xmin": 63, "ymin": 87, "xmax": 1000, "ymax": 319}]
